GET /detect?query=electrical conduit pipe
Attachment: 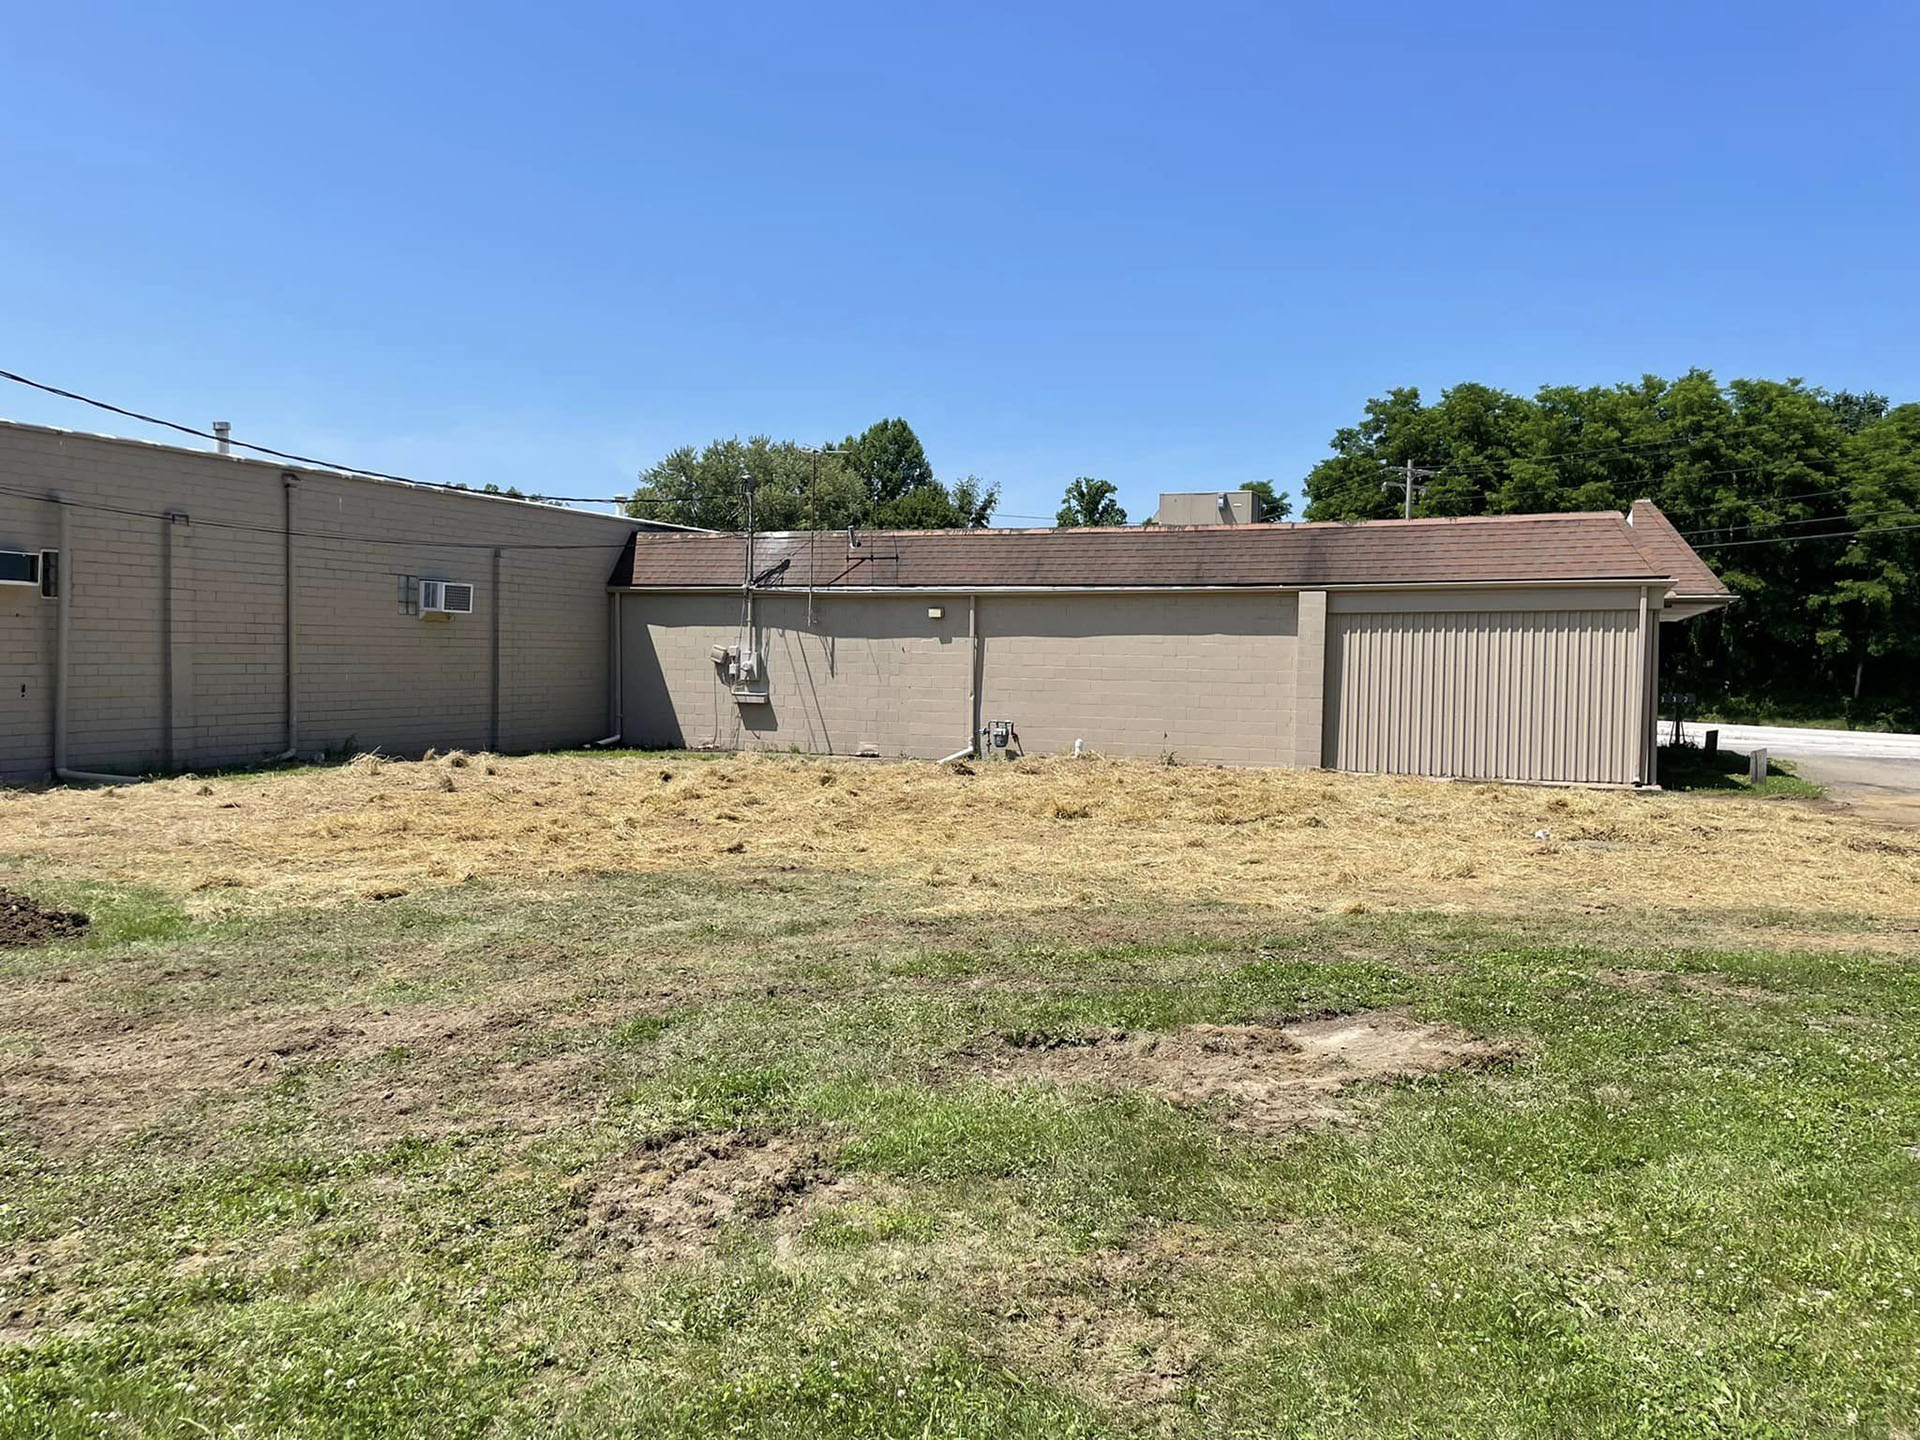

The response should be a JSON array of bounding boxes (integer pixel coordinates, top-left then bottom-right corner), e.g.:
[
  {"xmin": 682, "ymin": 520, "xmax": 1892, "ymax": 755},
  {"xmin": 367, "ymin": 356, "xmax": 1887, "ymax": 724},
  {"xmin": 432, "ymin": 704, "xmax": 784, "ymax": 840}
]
[
  {"xmin": 937, "ymin": 594, "xmax": 979, "ymax": 765},
  {"xmin": 271, "ymin": 472, "xmax": 300, "ymax": 761}
]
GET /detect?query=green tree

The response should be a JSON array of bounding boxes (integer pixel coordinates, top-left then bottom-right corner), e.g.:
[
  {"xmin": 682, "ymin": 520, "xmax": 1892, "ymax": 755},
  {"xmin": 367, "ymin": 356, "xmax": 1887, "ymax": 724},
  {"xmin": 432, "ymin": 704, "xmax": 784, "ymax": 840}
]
[
  {"xmin": 1245, "ymin": 480, "xmax": 1291, "ymax": 521},
  {"xmin": 1055, "ymin": 477, "xmax": 1127, "ymax": 527},
  {"xmin": 1297, "ymin": 372, "xmax": 1920, "ymax": 724},
  {"xmin": 1809, "ymin": 403, "xmax": 1920, "ymax": 706},
  {"xmin": 628, "ymin": 422, "xmax": 995, "ymax": 531},
  {"xmin": 843, "ymin": 418, "xmax": 935, "ymax": 506},
  {"xmin": 627, "ymin": 436, "xmax": 863, "ymax": 532},
  {"xmin": 871, "ymin": 476, "xmax": 999, "ymax": 529}
]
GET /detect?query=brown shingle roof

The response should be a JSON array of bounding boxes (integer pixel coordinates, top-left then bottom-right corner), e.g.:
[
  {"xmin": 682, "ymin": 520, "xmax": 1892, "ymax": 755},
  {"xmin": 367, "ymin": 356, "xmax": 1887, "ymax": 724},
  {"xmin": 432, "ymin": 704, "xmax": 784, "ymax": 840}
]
[
  {"xmin": 607, "ymin": 507, "xmax": 1723, "ymax": 596},
  {"xmin": 1625, "ymin": 499, "xmax": 1734, "ymax": 598}
]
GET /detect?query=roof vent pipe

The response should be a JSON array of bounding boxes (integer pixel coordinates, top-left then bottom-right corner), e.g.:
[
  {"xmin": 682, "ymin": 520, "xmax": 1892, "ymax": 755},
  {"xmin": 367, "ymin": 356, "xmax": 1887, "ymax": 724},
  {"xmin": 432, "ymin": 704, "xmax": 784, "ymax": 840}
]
[{"xmin": 212, "ymin": 421, "xmax": 231, "ymax": 455}]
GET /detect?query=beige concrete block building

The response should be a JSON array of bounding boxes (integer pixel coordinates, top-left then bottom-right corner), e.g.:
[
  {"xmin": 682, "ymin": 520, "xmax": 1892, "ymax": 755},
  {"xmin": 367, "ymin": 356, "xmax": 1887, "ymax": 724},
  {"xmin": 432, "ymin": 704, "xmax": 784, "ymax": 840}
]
[
  {"xmin": 0, "ymin": 417, "xmax": 1733, "ymax": 788},
  {"xmin": 0, "ymin": 421, "xmax": 660, "ymax": 783},
  {"xmin": 608, "ymin": 505, "xmax": 1733, "ymax": 785}
]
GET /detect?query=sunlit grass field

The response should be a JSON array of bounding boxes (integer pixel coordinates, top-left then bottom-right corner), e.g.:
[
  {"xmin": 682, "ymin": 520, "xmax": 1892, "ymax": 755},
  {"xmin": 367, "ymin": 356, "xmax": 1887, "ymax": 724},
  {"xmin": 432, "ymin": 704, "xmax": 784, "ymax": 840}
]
[{"xmin": 2, "ymin": 752, "xmax": 1917, "ymax": 1437}]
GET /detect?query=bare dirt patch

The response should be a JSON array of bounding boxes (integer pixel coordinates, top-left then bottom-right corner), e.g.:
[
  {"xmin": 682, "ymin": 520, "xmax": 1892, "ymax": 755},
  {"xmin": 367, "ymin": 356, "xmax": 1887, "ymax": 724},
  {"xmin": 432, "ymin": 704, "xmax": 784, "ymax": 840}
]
[
  {"xmin": 1594, "ymin": 968, "xmax": 1780, "ymax": 1002},
  {"xmin": 0, "ymin": 1003, "xmax": 602, "ymax": 1151},
  {"xmin": 976, "ymin": 1012, "xmax": 1513, "ymax": 1135},
  {"xmin": 0, "ymin": 890, "xmax": 88, "ymax": 949},
  {"xmin": 568, "ymin": 1131, "xmax": 831, "ymax": 1265}
]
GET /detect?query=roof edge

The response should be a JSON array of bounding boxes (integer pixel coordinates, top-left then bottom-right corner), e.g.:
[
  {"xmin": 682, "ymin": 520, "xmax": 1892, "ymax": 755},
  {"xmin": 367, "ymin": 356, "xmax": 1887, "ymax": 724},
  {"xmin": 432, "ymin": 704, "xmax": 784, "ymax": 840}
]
[
  {"xmin": 610, "ymin": 577, "xmax": 1673, "ymax": 595},
  {"xmin": 675, "ymin": 510, "xmax": 1637, "ymax": 543},
  {"xmin": 0, "ymin": 416, "xmax": 671, "ymax": 529}
]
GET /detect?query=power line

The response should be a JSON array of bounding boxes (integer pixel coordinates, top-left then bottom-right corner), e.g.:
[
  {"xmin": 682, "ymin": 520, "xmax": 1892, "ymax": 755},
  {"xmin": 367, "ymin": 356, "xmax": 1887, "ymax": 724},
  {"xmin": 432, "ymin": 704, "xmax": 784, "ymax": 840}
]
[
  {"xmin": 1356, "ymin": 433, "xmax": 1708, "ymax": 481},
  {"xmin": 1676, "ymin": 506, "xmax": 1917, "ymax": 540},
  {"xmin": 1380, "ymin": 437, "xmax": 1859, "ymax": 488},
  {"xmin": 1692, "ymin": 519, "xmax": 1920, "ymax": 551},
  {"xmin": 0, "ymin": 366, "xmax": 698, "ymax": 507},
  {"xmin": 0, "ymin": 479, "xmax": 671, "ymax": 552}
]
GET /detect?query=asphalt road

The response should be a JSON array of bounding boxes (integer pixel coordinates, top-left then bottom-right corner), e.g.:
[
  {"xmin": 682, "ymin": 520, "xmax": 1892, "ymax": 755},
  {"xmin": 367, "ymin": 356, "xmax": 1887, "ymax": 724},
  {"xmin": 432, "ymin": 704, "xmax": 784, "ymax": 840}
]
[
  {"xmin": 1674, "ymin": 722, "xmax": 1920, "ymax": 762},
  {"xmin": 1673, "ymin": 722, "xmax": 1920, "ymax": 824}
]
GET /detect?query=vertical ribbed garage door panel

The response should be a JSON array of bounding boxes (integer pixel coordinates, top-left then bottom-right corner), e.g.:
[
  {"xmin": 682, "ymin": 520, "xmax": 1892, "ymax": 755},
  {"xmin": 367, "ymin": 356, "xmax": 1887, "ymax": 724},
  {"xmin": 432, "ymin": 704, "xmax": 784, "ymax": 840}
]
[{"xmin": 1326, "ymin": 608, "xmax": 1637, "ymax": 784}]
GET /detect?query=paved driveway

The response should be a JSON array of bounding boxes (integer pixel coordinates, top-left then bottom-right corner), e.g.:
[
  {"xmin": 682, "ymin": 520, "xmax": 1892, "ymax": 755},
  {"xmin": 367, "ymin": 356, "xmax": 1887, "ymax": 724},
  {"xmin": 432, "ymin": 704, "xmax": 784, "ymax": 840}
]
[
  {"xmin": 1673, "ymin": 724, "xmax": 1920, "ymax": 825},
  {"xmin": 1784, "ymin": 754, "xmax": 1920, "ymax": 826}
]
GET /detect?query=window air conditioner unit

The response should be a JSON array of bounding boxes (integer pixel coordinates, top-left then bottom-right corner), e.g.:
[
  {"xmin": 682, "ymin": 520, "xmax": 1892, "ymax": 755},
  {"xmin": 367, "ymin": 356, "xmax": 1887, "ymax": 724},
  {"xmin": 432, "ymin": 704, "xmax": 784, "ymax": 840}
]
[
  {"xmin": 0, "ymin": 550, "xmax": 56, "ymax": 597},
  {"xmin": 420, "ymin": 579, "xmax": 475, "ymax": 615}
]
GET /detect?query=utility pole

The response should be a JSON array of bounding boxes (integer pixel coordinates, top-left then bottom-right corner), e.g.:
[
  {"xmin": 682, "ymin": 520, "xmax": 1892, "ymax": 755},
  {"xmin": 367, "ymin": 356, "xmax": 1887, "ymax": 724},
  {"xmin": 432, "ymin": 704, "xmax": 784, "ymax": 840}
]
[{"xmin": 1384, "ymin": 459, "xmax": 1436, "ymax": 519}]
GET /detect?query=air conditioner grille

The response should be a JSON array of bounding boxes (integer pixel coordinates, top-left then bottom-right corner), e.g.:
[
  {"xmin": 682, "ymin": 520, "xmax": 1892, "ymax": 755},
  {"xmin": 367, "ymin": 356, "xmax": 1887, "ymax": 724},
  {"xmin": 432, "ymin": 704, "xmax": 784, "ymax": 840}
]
[{"xmin": 419, "ymin": 578, "xmax": 475, "ymax": 615}]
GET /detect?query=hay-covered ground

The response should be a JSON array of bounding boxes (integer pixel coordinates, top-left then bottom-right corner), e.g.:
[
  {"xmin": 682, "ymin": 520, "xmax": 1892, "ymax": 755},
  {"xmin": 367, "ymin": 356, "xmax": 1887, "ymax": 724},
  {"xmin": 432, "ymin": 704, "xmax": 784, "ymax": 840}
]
[
  {"xmin": 1, "ymin": 753, "xmax": 1917, "ymax": 1438},
  {"xmin": 6, "ymin": 749, "xmax": 1917, "ymax": 928}
]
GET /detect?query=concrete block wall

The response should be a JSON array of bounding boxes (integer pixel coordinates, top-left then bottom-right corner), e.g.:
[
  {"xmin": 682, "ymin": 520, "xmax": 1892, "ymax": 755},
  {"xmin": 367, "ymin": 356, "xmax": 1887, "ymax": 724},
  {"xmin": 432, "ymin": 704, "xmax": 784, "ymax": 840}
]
[
  {"xmin": 0, "ymin": 499, "xmax": 60, "ymax": 779},
  {"xmin": 621, "ymin": 592, "xmax": 971, "ymax": 756},
  {"xmin": 977, "ymin": 593, "xmax": 1299, "ymax": 764},
  {"xmin": 620, "ymin": 589, "xmax": 1305, "ymax": 765},
  {"xmin": 0, "ymin": 423, "xmax": 640, "ymax": 782}
]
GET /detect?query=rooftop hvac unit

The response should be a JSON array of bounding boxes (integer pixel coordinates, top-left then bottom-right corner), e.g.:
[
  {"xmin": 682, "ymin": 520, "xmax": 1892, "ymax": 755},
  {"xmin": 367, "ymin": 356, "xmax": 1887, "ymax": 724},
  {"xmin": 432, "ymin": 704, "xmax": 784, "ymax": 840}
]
[
  {"xmin": 420, "ymin": 579, "xmax": 475, "ymax": 615},
  {"xmin": 0, "ymin": 550, "xmax": 56, "ymax": 598}
]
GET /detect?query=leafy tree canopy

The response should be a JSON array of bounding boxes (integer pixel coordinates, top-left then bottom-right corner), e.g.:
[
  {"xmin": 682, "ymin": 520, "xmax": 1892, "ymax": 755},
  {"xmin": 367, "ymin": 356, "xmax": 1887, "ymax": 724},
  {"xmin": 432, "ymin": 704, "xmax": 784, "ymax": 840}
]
[
  {"xmin": 1244, "ymin": 480, "xmax": 1291, "ymax": 521},
  {"xmin": 842, "ymin": 417, "xmax": 935, "ymax": 506},
  {"xmin": 1300, "ymin": 372, "xmax": 1920, "ymax": 723},
  {"xmin": 627, "ymin": 419, "xmax": 996, "ymax": 533},
  {"xmin": 1056, "ymin": 476, "xmax": 1127, "ymax": 527}
]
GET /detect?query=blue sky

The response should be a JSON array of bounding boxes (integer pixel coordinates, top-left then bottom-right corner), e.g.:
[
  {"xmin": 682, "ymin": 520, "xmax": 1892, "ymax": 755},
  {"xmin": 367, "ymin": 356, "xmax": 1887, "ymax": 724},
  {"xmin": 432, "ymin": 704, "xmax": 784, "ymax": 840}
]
[{"xmin": 3, "ymin": 2, "xmax": 1916, "ymax": 524}]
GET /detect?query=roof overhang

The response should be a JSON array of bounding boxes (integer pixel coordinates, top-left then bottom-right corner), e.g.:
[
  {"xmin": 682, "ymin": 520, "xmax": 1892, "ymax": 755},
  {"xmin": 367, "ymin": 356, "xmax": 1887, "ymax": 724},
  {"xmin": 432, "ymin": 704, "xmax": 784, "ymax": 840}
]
[{"xmin": 1659, "ymin": 594, "xmax": 1737, "ymax": 622}]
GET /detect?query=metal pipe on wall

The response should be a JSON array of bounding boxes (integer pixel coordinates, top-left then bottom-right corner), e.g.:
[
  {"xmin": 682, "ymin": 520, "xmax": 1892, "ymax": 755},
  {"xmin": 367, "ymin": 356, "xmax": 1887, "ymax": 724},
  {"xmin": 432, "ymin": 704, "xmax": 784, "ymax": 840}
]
[
  {"xmin": 274, "ymin": 473, "xmax": 300, "ymax": 761},
  {"xmin": 488, "ymin": 547, "xmax": 503, "ymax": 753},
  {"xmin": 938, "ymin": 593, "xmax": 981, "ymax": 765},
  {"xmin": 591, "ymin": 590, "xmax": 623, "ymax": 746},
  {"xmin": 49, "ymin": 492, "xmax": 136, "ymax": 784},
  {"xmin": 162, "ymin": 510, "xmax": 194, "ymax": 771},
  {"xmin": 968, "ymin": 592, "xmax": 979, "ymax": 749}
]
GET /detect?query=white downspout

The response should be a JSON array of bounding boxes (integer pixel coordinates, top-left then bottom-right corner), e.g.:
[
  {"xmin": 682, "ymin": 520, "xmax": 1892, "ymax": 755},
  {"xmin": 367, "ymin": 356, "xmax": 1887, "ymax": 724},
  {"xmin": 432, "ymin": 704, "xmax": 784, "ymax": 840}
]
[{"xmin": 937, "ymin": 593, "xmax": 979, "ymax": 764}]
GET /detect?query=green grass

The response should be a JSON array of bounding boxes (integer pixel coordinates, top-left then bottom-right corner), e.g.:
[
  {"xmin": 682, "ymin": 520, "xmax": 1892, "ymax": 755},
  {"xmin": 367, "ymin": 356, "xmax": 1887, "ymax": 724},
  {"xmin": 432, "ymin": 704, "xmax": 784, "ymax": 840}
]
[
  {"xmin": 1, "ymin": 865, "xmax": 1917, "ymax": 1437},
  {"xmin": 1657, "ymin": 744, "xmax": 1826, "ymax": 799}
]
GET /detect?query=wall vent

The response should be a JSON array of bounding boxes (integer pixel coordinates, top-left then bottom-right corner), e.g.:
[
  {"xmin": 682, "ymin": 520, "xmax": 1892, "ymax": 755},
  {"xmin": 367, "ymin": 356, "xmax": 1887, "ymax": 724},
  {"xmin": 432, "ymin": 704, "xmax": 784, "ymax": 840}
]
[{"xmin": 420, "ymin": 579, "xmax": 475, "ymax": 615}]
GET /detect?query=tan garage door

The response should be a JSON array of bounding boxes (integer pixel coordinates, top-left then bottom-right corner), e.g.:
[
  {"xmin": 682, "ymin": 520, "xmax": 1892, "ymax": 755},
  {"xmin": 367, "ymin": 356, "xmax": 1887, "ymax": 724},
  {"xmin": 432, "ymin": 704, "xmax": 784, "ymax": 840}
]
[{"xmin": 1325, "ymin": 607, "xmax": 1643, "ymax": 784}]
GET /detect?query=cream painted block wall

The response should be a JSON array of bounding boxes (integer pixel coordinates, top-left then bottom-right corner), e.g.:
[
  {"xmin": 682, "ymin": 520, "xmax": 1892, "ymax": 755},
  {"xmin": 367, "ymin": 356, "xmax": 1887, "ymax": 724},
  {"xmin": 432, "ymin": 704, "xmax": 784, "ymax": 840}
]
[
  {"xmin": 621, "ymin": 589, "xmax": 1305, "ymax": 766},
  {"xmin": 976, "ymin": 592, "xmax": 1299, "ymax": 764},
  {"xmin": 621, "ymin": 592, "xmax": 972, "ymax": 756},
  {"xmin": 0, "ymin": 424, "xmax": 635, "ymax": 782}
]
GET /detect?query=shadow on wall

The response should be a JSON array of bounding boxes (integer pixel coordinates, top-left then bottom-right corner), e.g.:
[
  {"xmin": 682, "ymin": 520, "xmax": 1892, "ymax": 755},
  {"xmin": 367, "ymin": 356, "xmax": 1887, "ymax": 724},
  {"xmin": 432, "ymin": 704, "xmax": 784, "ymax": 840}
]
[{"xmin": 621, "ymin": 622, "xmax": 687, "ymax": 749}]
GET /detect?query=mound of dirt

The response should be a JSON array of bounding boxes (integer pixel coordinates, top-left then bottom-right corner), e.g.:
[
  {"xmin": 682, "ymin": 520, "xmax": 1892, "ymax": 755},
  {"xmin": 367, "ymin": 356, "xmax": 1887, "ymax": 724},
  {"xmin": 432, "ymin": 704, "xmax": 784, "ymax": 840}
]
[
  {"xmin": 976, "ymin": 1012, "xmax": 1512, "ymax": 1135},
  {"xmin": 569, "ymin": 1131, "xmax": 829, "ymax": 1264},
  {"xmin": 0, "ymin": 891, "xmax": 88, "ymax": 949}
]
